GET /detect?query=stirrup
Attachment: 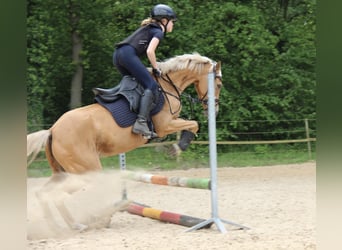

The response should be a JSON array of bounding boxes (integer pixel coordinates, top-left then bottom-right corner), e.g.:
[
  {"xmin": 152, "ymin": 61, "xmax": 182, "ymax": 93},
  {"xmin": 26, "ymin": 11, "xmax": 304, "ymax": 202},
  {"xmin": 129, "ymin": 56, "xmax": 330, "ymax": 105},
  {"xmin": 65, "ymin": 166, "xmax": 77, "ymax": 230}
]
[
  {"xmin": 132, "ymin": 122, "xmax": 158, "ymax": 139},
  {"xmin": 143, "ymin": 132, "xmax": 158, "ymax": 140},
  {"xmin": 133, "ymin": 130, "xmax": 158, "ymax": 139}
]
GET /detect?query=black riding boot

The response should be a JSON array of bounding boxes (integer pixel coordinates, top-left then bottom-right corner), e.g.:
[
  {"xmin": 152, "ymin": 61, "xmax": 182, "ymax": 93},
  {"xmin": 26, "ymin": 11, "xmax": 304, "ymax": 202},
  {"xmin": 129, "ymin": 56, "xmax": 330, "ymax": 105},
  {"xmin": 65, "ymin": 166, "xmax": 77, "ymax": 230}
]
[{"xmin": 132, "ymin": 89, "xmax": 158, "ymax": 139}]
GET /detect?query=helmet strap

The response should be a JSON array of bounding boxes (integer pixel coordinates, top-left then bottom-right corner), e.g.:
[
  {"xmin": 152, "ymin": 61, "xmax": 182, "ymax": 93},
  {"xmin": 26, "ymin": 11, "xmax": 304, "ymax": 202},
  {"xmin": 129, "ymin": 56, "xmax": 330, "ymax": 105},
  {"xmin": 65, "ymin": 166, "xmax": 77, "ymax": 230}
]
[{"xmin": 162, "ymin": 20, "xmax": 170, "ymax": 37}]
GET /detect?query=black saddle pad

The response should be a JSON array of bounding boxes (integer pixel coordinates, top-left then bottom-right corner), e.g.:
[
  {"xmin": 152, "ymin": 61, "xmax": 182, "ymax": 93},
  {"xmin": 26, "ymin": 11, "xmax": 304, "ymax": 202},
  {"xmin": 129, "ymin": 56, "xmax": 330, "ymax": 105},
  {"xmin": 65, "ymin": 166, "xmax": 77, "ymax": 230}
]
[{"xmin": 95, "ymin": 91, "xmax": 164, "ymax": 128}]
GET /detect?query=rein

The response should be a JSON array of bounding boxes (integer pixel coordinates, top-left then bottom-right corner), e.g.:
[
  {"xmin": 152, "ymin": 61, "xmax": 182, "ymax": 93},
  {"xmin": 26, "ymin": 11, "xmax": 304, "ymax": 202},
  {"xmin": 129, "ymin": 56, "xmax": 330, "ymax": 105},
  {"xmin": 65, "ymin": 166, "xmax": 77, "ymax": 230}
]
[{"xmin": 156, "ymin": 74, "xmax": 202, "ymax": 117}]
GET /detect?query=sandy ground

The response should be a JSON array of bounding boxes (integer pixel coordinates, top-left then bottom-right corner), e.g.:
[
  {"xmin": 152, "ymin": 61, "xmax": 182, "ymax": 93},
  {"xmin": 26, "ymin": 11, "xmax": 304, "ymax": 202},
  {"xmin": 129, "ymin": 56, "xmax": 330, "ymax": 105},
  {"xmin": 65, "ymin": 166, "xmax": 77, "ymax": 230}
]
[{"xmin": 27, "ymin": 162, "xmax": 316, "ymax": 250}]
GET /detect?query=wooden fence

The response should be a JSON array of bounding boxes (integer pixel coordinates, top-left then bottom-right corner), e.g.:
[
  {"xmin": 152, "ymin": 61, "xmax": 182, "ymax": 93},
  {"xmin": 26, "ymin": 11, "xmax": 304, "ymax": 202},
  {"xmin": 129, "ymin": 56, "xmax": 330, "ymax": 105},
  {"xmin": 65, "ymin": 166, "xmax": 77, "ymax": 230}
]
[{"xmin": 140, "ymin": 118, "xmax": 316, "ymax": 159}]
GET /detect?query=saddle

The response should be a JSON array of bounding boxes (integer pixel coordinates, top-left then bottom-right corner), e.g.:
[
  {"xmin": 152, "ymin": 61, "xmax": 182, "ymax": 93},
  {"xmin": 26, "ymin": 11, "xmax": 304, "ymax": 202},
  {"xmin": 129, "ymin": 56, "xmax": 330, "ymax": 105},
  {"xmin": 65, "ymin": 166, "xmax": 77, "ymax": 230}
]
[
  {"xmin": 92, "ymin": 76, "xmax": 164, "ymax": 128},
  {"xmin": 93, "ymin": 75, "xmax": 144, "ymax": 113}
]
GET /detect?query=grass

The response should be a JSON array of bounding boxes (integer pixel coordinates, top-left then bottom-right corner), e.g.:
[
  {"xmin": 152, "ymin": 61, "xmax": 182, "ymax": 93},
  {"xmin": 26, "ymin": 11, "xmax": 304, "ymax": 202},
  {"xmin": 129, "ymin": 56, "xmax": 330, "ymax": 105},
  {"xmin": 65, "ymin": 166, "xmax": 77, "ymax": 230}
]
[{"xmin": 27, "ymin": 143, "xmax": 316, "ymax": 178}]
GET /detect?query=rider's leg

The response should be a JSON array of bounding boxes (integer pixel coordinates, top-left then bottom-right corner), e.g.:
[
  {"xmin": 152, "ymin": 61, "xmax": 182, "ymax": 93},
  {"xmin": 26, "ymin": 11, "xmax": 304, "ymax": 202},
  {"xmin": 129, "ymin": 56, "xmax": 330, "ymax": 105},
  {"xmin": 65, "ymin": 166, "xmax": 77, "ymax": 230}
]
[
  {"xmin": 132, "ymin": 88, "xmax": 157, "ymax": 138},
  {"xmin": 113, "ymin": 45, "xmax": 158, "ymax": 138}
]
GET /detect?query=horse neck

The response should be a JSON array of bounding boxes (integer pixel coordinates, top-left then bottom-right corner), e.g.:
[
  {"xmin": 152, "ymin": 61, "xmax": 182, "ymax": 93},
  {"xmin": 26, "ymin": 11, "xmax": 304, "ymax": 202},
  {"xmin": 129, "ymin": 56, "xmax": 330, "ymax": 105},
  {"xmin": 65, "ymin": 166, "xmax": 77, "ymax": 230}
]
[{"xmin": 159, "ymin": 69, "xmax": 199, "ymax": 94}]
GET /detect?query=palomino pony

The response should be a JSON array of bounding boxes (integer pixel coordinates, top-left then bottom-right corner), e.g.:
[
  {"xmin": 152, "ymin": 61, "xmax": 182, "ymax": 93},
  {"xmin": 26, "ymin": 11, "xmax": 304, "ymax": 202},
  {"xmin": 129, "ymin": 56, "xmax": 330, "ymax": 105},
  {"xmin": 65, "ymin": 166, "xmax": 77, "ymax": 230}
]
[{"xmin": 27, "ymin": 53, "xmax": 222, "ymax": 231}]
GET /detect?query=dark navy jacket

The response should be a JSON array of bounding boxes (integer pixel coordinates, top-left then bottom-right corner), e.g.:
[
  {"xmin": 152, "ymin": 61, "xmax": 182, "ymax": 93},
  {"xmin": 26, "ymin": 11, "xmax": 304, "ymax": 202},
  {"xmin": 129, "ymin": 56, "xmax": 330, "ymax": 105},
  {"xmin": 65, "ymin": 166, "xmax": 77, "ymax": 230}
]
[{"xmin": 116, "ymin": 23, "xmax": 164, "ymax": 57}]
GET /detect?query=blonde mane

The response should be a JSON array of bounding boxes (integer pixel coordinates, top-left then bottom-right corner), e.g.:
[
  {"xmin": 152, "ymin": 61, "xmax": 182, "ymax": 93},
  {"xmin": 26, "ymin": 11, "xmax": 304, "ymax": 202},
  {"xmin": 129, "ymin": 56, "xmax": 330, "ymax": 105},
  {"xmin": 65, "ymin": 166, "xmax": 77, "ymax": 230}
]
[{"xmin": 157, "ymin": 53, "xmax": 212, "ymax": 74}]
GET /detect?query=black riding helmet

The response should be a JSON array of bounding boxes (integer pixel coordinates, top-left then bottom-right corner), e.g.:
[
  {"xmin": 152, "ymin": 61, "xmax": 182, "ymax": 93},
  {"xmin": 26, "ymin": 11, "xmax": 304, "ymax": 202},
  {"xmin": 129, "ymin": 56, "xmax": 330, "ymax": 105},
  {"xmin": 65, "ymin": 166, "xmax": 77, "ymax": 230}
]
[{"xmin": 151, "ymin": 4, "xmax": 177, "ymax": 21}]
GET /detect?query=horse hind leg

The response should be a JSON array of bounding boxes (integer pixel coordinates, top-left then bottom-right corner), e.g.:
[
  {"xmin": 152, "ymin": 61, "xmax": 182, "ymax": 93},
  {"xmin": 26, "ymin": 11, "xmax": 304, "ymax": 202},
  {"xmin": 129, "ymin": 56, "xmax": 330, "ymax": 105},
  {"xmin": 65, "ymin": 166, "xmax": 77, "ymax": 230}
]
[
  {"xmin": 85, "ymin": 199, "xmax": 133, "ymax": 229},
  {"xmin": 54, "ymin": 195, "xmax": 88, "ymax": 231},
  {"xmin": 52, "ymin": 174, "xmax": 90, "ymax": 231},
  {"xmin": 35, "ymin": 173, "xmax": 69, "ymax": 234},
  {"xmin": 51, "ymin": 174, "xmax": 132, "ymax": 231},
  {"xmin": 36, "ymin": 173, "xmax": 88, "ymax": 232},
  {"xmin": 46, "ymin": 132, "xmax": 102, "ymax": 173}
]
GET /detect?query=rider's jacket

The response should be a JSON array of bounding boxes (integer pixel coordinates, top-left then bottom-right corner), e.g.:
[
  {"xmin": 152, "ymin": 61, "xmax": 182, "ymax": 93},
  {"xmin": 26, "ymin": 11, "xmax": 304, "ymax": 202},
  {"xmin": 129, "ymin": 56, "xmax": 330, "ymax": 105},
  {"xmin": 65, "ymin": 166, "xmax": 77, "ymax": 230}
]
[{"xmin": 116, "ymin": 23, "xmax": 163, "ymax": 57}]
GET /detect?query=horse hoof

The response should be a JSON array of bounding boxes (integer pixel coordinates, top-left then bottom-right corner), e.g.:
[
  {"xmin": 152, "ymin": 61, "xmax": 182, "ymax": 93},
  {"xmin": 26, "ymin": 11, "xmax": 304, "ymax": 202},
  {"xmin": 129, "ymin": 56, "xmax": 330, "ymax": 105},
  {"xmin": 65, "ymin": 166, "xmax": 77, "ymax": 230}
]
[
  {"xmin": 72, "ymin": 223, "xmax": 88, "ymax": 232},
  {"xmin": 167, "ymin": 144, "xmax": 182, "ymax": 157},
  {"xmin": 114, "ymin": 199, "xmax": 132, "ymax": 211}
]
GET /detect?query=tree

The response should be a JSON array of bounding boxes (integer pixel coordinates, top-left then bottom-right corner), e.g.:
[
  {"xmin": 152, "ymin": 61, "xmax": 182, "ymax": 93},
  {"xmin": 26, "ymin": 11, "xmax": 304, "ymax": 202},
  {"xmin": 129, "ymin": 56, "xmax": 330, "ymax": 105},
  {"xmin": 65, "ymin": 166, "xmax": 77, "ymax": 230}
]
[{"xmin": 27, "ymin": 0, "xmax": 316, "ymax": 141}]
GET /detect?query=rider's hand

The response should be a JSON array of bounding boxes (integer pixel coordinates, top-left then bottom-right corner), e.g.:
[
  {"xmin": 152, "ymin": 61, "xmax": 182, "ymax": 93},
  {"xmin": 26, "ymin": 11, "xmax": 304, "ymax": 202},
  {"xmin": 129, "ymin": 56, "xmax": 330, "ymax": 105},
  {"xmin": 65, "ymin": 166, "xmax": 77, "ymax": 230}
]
[{"xmin": 152, "ymin": 68, "xmax": 162, "ymax": 77}]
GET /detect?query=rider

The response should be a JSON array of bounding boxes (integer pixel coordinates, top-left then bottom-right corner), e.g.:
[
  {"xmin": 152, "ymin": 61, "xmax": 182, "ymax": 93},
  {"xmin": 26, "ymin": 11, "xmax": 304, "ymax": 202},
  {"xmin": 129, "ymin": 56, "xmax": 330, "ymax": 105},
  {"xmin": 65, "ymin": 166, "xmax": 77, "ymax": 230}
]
[{"xmin": 113, "ymin": 4, "xmax": 177, "ymax": 139}]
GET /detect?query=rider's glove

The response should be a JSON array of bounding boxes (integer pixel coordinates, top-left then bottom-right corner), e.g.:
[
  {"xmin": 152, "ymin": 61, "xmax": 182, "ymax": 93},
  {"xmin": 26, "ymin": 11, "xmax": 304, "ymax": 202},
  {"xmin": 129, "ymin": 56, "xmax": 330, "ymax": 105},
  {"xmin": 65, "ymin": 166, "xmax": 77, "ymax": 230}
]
[{"xmin": 152, "ymin": 68, "xmax": 162, "ymax": 77}]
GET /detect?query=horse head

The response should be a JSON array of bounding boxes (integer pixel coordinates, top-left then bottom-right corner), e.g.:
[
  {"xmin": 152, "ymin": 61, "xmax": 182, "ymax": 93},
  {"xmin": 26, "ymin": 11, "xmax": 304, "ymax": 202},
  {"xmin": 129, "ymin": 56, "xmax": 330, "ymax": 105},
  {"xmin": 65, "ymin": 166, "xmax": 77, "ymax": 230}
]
[
  {"xmin": 194, "ymin": 60, "xmax": 223, "ymax": 117},
  {"xmin": 156, "ymin": 53, "xmax": 223, "ymax": 117}
]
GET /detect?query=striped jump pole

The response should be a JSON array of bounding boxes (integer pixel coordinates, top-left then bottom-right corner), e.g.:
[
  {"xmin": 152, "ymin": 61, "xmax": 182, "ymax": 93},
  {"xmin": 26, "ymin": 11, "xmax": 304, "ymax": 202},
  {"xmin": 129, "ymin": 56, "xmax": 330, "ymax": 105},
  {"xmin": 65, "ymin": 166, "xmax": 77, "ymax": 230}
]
[
  {"xmin": 126, "ymin": 202, "xmax": 212, "ymax": 229},
  {"xmin": 125, "ymin": 172, "xmax": 211, "ymax": 190}
]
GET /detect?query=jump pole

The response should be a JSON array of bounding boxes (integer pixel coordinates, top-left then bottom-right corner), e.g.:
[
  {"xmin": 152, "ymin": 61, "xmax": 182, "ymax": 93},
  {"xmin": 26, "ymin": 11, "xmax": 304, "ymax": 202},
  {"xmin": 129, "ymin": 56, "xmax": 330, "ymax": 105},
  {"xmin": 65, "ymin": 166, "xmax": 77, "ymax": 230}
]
[
  {"xmin": 124, "ymin": 172, "xmax": 211, "ymax": 190},
  {"xmin": 127, "ymin": 202, "xmax": 212, "ymax": 228},
  {"xmin": 185, "ymin": 64, "xmax": 249, "ymax": 233}
]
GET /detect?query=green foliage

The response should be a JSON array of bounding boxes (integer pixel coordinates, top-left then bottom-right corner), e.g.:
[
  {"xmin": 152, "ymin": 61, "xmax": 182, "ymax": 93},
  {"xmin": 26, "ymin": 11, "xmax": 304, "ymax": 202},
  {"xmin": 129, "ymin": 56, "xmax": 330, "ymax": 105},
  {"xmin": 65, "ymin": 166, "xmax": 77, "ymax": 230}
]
[{"xmin": 27, "ymin": 0, "xmax": 316, "ymax": 141}]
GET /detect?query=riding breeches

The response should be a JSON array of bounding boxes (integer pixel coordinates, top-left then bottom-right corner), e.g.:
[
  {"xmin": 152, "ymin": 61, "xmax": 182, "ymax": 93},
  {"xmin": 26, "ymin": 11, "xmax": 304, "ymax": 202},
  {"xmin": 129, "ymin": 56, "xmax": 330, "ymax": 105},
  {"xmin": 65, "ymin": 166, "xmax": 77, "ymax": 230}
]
[{"xmin": 113, "ymin": 45, "xmax": 158, "ymax": 92}]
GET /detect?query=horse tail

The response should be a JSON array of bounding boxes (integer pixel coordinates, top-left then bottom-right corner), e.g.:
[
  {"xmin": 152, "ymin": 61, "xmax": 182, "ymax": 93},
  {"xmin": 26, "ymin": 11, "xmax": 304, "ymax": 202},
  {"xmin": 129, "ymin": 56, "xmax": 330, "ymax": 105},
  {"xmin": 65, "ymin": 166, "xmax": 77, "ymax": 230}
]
[
  {"xmin": 44, "ymin": 131, "xmax": 65, "ymax": 174},
  {"xmin": 27, "ymin": 130, "xmax": 51, "ymax": 166}
]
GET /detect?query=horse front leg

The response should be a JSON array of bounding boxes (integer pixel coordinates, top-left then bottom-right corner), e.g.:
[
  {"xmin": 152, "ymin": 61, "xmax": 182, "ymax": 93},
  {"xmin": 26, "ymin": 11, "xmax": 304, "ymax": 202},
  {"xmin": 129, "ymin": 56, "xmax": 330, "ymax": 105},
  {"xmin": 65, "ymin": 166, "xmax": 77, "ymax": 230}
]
[
  {"xmin": 158, "ymin": 119, "xmax": 199, "ymax": 157},
  {"xmin": 157, "ymin": 118, "xmax": 198, "ymax": 136},
  {"xmin": 169, "ymin": 130, "xmax": 197, "ymax": 157}
]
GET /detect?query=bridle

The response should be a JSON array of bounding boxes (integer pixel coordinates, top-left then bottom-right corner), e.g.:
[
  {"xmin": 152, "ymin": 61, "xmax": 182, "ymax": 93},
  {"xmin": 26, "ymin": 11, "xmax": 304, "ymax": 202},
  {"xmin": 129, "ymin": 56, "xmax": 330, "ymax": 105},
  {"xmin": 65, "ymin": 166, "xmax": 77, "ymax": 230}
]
[
  {"xmin": 155, "ymin": 61, "xmax": 221, "ymax": 116},
  {"xmin": 197, "ymin": 62, "xmax": 222, "ymax": 108}
]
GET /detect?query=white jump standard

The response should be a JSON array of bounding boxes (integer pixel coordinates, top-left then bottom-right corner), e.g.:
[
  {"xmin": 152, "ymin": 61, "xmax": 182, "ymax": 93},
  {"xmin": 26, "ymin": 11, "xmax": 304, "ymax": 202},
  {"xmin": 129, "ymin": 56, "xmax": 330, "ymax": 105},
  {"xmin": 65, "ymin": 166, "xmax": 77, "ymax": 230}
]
[{"xmin": 185, "ymin": 65, "xmax": 249, "ymax": 233}]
